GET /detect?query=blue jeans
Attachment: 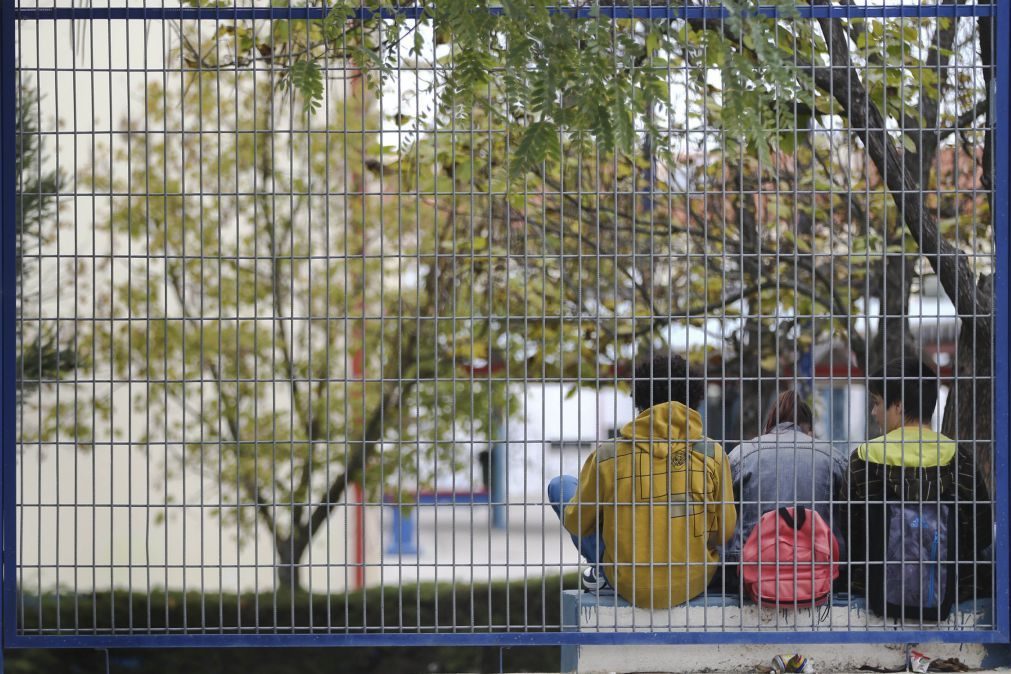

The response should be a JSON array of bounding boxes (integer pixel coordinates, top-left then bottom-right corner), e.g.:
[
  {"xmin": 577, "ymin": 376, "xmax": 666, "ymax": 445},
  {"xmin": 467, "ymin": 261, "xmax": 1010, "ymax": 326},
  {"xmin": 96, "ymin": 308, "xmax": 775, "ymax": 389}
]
[{"xmin": 547, "ymin": 475, "xmax": 608, "ymax": 576}]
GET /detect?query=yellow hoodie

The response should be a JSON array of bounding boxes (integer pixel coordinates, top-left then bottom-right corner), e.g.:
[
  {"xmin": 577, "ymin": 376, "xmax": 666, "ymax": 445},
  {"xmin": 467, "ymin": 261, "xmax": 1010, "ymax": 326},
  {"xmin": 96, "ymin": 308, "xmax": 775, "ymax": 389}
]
[{"xmin": 562, "ymin": 401, "xmax": 737, "ymax": 609}]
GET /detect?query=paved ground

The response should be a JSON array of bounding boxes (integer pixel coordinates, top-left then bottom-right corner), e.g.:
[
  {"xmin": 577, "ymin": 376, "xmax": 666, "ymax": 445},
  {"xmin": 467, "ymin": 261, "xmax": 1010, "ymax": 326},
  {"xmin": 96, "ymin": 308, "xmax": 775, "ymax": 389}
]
[{"xmin": 384, "ymin": 502, "xmax": 582, "ymax": 586}]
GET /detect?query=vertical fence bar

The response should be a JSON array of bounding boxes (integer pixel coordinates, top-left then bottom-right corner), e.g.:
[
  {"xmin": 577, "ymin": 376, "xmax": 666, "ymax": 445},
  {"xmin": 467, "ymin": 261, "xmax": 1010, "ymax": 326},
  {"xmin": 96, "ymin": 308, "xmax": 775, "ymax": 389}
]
[
  {"xmin": 1, "ymin": 0, "xmax": 16, "ymax": 661},
  {"xmin": 992, "ymin": 0, "xmax": 1011, "ymax": 642}
]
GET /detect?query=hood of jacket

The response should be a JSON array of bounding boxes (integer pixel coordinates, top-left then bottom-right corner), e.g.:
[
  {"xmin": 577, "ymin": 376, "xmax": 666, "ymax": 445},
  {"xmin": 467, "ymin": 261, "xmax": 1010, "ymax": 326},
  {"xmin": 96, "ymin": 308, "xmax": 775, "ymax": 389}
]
[
  {"xmin": 857, "ymin": 425, "xmax": 957, "ymax": 467},
  {"xmin": 618, "ymin": 401, "xmax": 704, "ymax": 459}
]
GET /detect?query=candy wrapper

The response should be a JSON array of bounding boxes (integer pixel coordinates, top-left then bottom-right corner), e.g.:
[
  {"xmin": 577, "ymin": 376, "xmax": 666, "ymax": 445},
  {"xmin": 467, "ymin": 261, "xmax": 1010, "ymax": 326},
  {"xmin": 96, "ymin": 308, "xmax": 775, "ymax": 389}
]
[{"xmin": 908, "ymin": 650, "xmax": 931, "ymax": 674}]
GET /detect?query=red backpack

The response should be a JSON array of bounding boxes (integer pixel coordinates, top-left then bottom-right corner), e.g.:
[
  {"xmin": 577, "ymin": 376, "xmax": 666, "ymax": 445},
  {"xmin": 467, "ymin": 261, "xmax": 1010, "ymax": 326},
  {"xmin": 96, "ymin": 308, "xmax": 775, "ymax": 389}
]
[{"xmin": 740, "ymin": 507, "xmax": 840, "ymax": 607}]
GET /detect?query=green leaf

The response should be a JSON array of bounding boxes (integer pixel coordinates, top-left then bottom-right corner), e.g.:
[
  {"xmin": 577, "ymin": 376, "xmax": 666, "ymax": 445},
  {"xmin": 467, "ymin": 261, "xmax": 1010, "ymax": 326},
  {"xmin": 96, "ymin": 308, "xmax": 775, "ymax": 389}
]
[
  {"xmin": 610, "ymin": 90, "xmax": 635, "ymax": 154},
  {"xmin": 273, "ymin": 20, "xmax": 289, "ymax": 43},
  {"xmin": 645, "ymin": 30, "xmax": 660, "ymax": 55},
  {"xmin": 510, "ymin": 122, "xmax": 560, "ymax": 177},
  {"xmin": 288, "ymin": 60, "xmax": 324, "ymax": 114}
]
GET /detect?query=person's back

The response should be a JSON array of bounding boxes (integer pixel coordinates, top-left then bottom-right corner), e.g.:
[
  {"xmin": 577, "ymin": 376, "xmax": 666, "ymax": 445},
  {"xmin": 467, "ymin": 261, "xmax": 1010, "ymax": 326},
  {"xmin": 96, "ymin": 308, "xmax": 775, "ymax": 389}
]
[
  {"xmin": 567, "ymin": 401, "xmax": 735, "ymax": 608},
  {"xmin": 726, "ymin": 409, "xmax": 848, "ymax": 565},
  {"xmin": 557, "ymin": 352, "xmax": 736, "ymax": 609},
  {"xmin": 845, "ymin": 358, "xmax": 992, "ymax": 620}
]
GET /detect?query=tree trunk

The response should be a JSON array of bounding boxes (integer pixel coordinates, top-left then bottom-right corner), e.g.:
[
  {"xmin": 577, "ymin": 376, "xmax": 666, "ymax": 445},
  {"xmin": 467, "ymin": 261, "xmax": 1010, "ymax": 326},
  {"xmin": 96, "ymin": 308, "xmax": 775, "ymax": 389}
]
[
  {"xmin": 939, "ymin": 15, "xmax": 994, "ymax": 494},
  {"xmin": 276, "ymin": 543, "xmax": 303, "ymax": 591},
  {"xmin": 736, "ymin": 374, "xmax": 780, "ymax": 442},
  {"xmin": 275, "ymin": 222, "xmax": 447, "ymax": 589},
  {"xmin": 941, "ymin": 275, "xmax": 993, "ymax": 494},
  {"xmin": 810, "ymin": 15, "xmax": 994, "ymax": 477},
  {"xmin": 864, "ymin": 243, "xmax": 916, "ymax": 377},
  {"xmin": 725, "ymin": 182, "xmax": 781, "ymax": 442},
  {"xmin": 849, "ymin": 247, "xmax": 915, "ymax": 439},
  {"xmin": 731, "ymin": 318, "xmax": 779, "ymax": 443}
]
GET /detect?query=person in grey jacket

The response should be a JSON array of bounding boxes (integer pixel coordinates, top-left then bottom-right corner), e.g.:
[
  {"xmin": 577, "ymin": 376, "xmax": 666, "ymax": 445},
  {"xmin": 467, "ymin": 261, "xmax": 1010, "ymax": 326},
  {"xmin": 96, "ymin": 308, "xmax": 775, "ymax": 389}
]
[{"xmin": 723, "ymin": 391, "xmax": 849, "ymax": 574}]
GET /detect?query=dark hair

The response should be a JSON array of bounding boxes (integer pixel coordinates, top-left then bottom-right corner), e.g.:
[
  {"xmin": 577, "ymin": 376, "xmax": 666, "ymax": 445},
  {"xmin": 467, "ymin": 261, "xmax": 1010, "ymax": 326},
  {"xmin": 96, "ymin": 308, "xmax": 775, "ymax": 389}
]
[
  {"xmin": 867, "ymin": 357, "xmax": 938, "ymax": 423},
  {"xmin": 763, "ymin": 390, "xmax": 814, "ymax": 434},
  {"xmin": 631, "ymin": 351, "xmax": 705, "ymax": 413}
]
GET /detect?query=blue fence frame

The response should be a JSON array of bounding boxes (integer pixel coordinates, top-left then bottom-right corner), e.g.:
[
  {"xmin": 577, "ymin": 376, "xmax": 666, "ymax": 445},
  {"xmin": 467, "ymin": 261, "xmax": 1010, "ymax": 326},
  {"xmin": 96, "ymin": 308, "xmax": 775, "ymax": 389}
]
[
  {"xmin": 1, "ymin": 1, "xmax": 1009, "ymax": 656},
  {"xmin": 2, "ymin": 0, "xmax": 17, "ymax": 667}
]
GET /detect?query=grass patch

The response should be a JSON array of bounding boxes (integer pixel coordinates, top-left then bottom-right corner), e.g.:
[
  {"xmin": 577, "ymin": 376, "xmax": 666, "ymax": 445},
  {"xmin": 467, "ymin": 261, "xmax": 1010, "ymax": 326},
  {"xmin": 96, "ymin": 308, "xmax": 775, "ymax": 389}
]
[{"xmin": 9, "ymin": 573, "xmax": 578, "ymax": 673}]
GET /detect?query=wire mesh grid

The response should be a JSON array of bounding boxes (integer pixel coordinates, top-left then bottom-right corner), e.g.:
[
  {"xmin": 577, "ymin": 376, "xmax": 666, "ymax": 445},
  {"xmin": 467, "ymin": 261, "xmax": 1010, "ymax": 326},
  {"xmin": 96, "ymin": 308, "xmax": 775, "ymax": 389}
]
[{"xmin": 7, "ymin": 1, "xmax": 1007, "ymax": 644}]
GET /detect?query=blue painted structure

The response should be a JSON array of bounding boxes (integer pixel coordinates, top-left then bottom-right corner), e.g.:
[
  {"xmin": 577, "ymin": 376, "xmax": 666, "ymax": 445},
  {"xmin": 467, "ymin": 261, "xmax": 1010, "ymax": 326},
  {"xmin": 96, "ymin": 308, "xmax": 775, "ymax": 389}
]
[
  {"xmin": 385, "ymin": 506, "xmax": 420, "ymax": 556},
  {"xmin": 384, "ymin": 491, "xmax": 493, "ymax": 554},
  {"xmin": 382, "ymin": 490, "xmax": 494, "ymax": 555},
  {"xmin": 0, "ymin": 2, "xmax": 1007, "ymax": 665},
  {"xmin": 1, "ymin": 0, "xmax": 14, "ymax": 670}
]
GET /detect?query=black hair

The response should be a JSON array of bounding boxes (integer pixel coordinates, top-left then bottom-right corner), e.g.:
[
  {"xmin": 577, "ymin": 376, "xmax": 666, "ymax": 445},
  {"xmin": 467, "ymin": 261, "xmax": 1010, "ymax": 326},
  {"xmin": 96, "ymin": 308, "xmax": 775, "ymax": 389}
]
[
  {"xmin": 631, "ymin": 351, "xmax": 705, "ymax": 413},
  {"xmin": 867, "ymin": 357, "xmax": 938, "ymax": 423}
]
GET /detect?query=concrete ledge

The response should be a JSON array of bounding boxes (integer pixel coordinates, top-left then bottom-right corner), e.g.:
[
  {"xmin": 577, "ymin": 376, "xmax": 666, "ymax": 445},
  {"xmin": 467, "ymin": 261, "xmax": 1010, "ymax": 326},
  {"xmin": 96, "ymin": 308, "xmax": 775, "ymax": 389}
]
[
  {"xmin": 561, "ymin": 590, "xmax": 1002, "ymax": 673},
  {"xmin": 562, "ymin": 589, "xmax": 990, "ymax": 632}
]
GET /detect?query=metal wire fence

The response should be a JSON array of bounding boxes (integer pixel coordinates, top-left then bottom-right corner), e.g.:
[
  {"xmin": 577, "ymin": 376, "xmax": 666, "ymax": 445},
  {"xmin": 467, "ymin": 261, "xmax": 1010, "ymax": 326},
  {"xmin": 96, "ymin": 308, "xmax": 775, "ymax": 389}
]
[{"xmin": 4, "ymin": 0, "xmax": 1008, "ymax": 648}]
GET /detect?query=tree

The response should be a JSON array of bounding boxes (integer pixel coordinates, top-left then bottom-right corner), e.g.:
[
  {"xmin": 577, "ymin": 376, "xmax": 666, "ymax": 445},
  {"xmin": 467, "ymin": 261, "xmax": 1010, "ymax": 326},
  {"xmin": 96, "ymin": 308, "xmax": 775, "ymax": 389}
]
[
  {"xmin": 705, "ymin": 8, "xmax": 995, "ymax": 479},
  {"xmin": 77, "ymin": 3, "xmax": 995, "ymax": 593},
  {"xmin": 16, "ymin": 81, "xmax": 77, "ymax": 408},
  {"xmin": 667, "ymin": 14, "xmax": 979, "ymax": 450},
  {"xmin": 86, "ymin": 66, "xmax": 515, "ymax": 589},
  {"xmin": 376, "ymin": 6, "xmax": 990, "ymax": 448}
]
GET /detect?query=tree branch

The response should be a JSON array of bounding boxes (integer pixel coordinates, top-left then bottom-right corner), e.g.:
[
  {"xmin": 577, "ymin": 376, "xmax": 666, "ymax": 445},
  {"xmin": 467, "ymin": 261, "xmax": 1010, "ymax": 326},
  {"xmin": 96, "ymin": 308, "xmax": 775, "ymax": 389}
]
[
  {"xmin": 163, "ymin": 255, "xmax": 280, "ymax": 542},
  {"xmin": 252, "ymin": 89, "xmax": 320, "ymax": 531},
  {"xmin": 938, "ymin": 98, "xmax": 988, "ymax": 144},
  {"xmin": 914, "ymin": 0, "xmax": 963, "ymax": 185},
  {"xmin": 810, "ymin": 13, "xmax": 981, "ymax": 318},
  {"xmin": 289, "ymin": 213, "xmax": 457, "ymax": 559},
  {"xmin": 689, "ymin": 7, "xmax": 981, "ymax": 317}
]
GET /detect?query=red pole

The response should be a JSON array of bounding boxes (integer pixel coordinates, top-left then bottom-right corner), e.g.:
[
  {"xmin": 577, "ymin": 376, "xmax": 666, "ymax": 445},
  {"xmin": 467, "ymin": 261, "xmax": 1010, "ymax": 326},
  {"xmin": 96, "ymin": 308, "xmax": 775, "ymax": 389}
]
[{"xmin": 351, "ymin": 481, "xmax": 365, "ymax": 589}]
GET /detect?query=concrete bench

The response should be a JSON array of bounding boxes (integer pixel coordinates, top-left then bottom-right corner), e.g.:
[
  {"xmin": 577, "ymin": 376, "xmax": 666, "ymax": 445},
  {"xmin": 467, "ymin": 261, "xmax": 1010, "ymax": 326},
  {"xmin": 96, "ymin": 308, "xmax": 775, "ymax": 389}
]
[{"xmin": 561, "ymin": 590, "xmax": 1004, "ymax": 673}]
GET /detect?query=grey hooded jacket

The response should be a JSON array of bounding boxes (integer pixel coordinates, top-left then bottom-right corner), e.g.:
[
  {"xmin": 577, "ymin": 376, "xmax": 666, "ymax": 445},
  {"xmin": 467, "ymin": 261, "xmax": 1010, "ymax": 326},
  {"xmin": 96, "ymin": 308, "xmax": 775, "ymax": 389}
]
[{"xmin": 723, "ymin": 422, "xmax": 849, "ymax": 564}]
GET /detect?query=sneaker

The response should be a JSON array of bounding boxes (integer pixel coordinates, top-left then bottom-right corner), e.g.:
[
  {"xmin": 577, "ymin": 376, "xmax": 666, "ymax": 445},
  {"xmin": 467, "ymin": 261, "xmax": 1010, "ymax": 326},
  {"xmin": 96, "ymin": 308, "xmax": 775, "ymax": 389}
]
[{"xmin": 580, "ymin": 567, "xmax": 608, "ymax": 592}]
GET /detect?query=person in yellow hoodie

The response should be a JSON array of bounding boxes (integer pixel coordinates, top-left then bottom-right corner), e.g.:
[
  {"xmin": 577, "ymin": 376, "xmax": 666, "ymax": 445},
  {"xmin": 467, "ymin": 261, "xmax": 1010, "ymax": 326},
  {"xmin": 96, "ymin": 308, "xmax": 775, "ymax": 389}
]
[
  {"xmin": 844, "ymin": 357, "xmax": 991, "ymax": 621},
  {"xmin": 546, "ymin": 352, "xmax": 737, "ymax": 609}
]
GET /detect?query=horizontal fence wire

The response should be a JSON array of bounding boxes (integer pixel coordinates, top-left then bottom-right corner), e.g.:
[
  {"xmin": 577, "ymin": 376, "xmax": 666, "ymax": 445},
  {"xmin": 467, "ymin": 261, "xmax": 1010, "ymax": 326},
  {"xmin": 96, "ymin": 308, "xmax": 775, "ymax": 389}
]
[
  {"xmin": 10, "ymin": 4, "xmax": 999, "ymax": 20},
  {"xmin": 7, "ymin": 0, "xmax": 1009, "ymax": 647}
]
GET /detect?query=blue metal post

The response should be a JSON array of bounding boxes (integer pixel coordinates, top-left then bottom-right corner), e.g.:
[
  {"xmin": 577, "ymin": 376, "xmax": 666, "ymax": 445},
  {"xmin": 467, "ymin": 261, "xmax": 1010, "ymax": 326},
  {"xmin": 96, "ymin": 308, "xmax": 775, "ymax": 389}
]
[
  {"xmin": 0, "ymin": 0, "xmax": 1004, "ymax": 655},
  {"xmin": 0, "ymin": 0, "xmax": 16, "ymax": 667},
  {"xmin": 490, "ymin": 442, "xmax": 507, "ymax": 529},
  {"xmin": 490, "ymin": 420, "xmax": 507, "ymax": 530},
  {"xmin": 992, "ymin": 0, "xmax": 1011, "ymax": 644}
]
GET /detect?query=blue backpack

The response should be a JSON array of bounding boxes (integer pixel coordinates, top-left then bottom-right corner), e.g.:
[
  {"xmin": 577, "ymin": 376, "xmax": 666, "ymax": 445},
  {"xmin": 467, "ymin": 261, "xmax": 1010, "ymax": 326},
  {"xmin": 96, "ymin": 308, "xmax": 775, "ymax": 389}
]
[{"xmin": 868, "ymin": 497, "xmax": 957, "ymax": 622}]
